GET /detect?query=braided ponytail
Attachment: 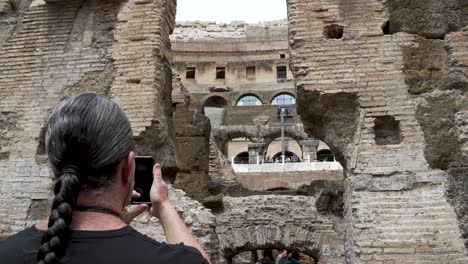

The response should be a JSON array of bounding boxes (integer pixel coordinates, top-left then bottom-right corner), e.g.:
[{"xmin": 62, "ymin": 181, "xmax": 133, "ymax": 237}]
[
  {"xmin": 36, "ymin": 93, "xmax": 134, "ymax": 264},
  {"xmin": 37, "ymin": 168, "xmax": 80, "ymax": 264}
]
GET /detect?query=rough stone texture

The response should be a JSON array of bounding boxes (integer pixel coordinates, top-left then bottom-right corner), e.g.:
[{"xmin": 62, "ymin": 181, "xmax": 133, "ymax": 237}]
[
  {"xmin": 288, "ymin": 0, "xmax": 468, "ymax": 263},
  {"xmin": 172, "ymin": 20, "xmax": 287, "ymax": 41},
  {"xmin": 216, "ymin": 195, "xmax": 344, "ymax": 264},
  {"xmin": 208, "ymin": 137, "xmax": 238, "ymax": 186},
  {"xmin": 0, "ymin": 0, "xmax": 218, "ymax": 254},
  {"xmin": 236, "ymin": 171, "xmax": 343, "ymax": 192},
  {"xmin": 386, "ymin": 0, "xmax": 464, "ymax": 39}
]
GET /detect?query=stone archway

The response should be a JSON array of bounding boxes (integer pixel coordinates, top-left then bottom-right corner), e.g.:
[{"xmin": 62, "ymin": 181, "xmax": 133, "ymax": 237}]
[{"xmin": 215, "ymin": 195, "xmax": 345, "ymax": 264}]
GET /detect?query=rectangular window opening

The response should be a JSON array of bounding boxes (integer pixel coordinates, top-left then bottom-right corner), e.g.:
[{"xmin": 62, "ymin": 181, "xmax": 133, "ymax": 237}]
[
  {"xmin": 277, "ymin": 66, "xmax": 287, "ymax": 83},
  {"xmin": 216, "ymin": 67, "xmax": 226, "ymax": 79},
  {"xmin": 186, "ymin": 67, "xmax": 196, "ymax": 79},
  {"xmin": 246, "ymin": 66, "xmax": 256, "ymax": 80}
]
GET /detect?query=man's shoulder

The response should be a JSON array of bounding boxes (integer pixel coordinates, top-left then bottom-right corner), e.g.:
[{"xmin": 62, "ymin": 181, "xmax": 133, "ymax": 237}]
[
  {"xmin": 0, "ymin": 227, "xmax": 40, "ymax": 263},
  {"xmin": 123, "ymin": 228, "xmax": 208, "ymax": 263}
]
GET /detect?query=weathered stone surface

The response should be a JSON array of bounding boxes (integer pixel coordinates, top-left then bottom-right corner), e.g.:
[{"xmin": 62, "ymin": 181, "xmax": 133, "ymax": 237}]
[
  {"xmin": 386, "ymin": 0, "xmax": 463, "ymax": 38},
  {"xmin": 288, "ymin": 0, "xmax": 468, "ymax": 262},
  {"xmin": 297, "ymin": 91, "xmax": 360, "ymax": 168},
  {"xmin": 416, "ymin": 90, "xmax": 468, "ymax": 170},
  {"xmin": 0, "ymin": 0, "xmax": 218, "ymax": 252},
  {"xmin": 216, "ymin": 195, "xmax": 345, "ymax": 263}
]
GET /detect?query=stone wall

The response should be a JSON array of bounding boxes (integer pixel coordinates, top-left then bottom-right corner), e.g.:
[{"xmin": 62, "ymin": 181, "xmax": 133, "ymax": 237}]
[
  {"xmin": 0, "ymin": 0, "xmax": 220, "ymax": 256},
  {"xmin": 288, "ymin": 0, "xmax": 468, "ymax": 263},
  {"xmin": 216, "ymin": 195, "xmax": 345, "ymax": 263},
  {"xmin": 172, "ymin": 19, "xmax": 288, "ymax": 42},
  {"xmin": 236, "ymin": 170, "xmax": 343, "ymax": 191}
]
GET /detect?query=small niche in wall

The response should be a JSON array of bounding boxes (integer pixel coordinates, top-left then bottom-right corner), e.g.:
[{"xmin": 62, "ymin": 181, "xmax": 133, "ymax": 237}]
[
  {"xmin": 280, "ymin": 53, "xmax": 286, "ymax": 59},
  {"xmin": 246, "ymin": 66, "xmax": 256, "ymax": 80},
  {"xmin": 216, "ymin": 67, "xmax": 226, "ymax": 79},
  {"xmin": 382, "ymin": 21, "xmax": 391, "ymax": 35},
  {"xmin": 186, "ymin": 67, "xmax": 196, "ymax": 79},
  {"xmin": 374, "ymin": 116, "xmax": 402, "ymax": 145},
  {"xmin": 323, "ymin": 24, "xmax": 344, "ymax": 39}
]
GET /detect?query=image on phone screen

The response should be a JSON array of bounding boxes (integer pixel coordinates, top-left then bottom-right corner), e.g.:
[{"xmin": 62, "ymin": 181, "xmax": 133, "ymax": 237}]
[{"xmin": 131, "ymin": 156, "xmax": 154, "ymax": 204}]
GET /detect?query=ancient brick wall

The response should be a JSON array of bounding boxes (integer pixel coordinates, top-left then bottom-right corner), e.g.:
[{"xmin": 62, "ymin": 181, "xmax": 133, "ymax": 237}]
[
  {"xmin": 288, "ymin": 0, "xmax": 468, "ymax": 263},
  {"xmin": 0, "ymin": 1, "xmax": 220, "ymax": 259},
  {"xmin": 216, "ymin": 195, "xmax": 345, "ymax": 263}
]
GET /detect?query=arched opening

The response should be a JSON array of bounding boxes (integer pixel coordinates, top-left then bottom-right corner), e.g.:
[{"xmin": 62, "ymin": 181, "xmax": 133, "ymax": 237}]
[
  {"xmin": 234, "ymin": 151, "xmax": 249, "ymax": 164},
  {"xmin": 317, "ymin": 149, "xmax": 335, "ymax": 162},
  {"xmin": 223, "ymin": 137, "xmax": 252, "ymax": 162},
  {"xmin": 271, "ymin": 93, "xmax": 296, "ymax": 106},
  {"xmin": 203, "ymin": 96, "xmax": 228, "ymax": 129},
  {"xmin": 236, "ymin": 94, "xmax": 262, "ymax": 106},
  {"xmin": 230, "ymin": 248, "xmax": 317, "ymax": 264},
  {"xmin": 272, "ymin": 151, "xmax": 299, "ymax": 163},
  {"xmin": 264, "ymin": 137, "xmax": 302, "ymax": 163}
]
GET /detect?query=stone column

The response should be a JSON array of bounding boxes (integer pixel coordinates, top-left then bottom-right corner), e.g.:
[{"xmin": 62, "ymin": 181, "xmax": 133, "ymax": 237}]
[
  {"xmin": 300, "ymin": 139, "xmax": 320, "ymax": 162},
  {"xmin": 248, "ymin": 143, "xmax": 266, "ymax": 164}
]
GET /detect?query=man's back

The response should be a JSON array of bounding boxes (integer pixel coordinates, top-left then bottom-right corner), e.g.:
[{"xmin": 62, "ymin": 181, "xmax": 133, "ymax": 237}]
[{"xmin": 0, "ymin": 226, "xmax": 208, "ymax": 264}]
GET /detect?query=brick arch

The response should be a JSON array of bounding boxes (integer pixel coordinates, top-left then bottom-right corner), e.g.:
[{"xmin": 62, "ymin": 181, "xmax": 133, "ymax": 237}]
[
  {"xmin": 216, "ymin": 195, "xmax": 343, "ymax": 263},
  {"xmin": 213, "ymin": 127, "xmax": 261, "ymax": 151},
  {"xmin": 221, "ymin": 225, "xmax": 322, "ymax": 261},
  {"xmin": 262, "ymin": 127, "xmax": 310, "ymax": 151}
]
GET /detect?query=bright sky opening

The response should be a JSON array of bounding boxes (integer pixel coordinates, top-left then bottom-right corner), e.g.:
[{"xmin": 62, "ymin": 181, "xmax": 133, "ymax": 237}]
[{"xmin": 176, "ymin": 0, "xmax": 287, "ymax": 23}]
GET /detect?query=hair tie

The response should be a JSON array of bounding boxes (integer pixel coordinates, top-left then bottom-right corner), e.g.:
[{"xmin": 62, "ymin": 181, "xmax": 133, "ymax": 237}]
[{"xmin": 61, "ymin": 165, "xmax": 80, "ymax": 177}]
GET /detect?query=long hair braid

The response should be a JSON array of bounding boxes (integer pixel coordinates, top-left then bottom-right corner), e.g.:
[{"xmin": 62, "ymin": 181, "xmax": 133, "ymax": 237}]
[
  {"xmin": 37, "ymin": 167, "xmax": 80, "ymax": 264},
  {"xmin": 36, "ymin": 93, "xmax": 134, "ymax": 264}
]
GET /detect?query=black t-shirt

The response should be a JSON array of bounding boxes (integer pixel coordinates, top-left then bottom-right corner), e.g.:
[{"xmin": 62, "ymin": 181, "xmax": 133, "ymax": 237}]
[{"xmin": 0, "ymin": 226, "xmax": 209, "ymax": 264}]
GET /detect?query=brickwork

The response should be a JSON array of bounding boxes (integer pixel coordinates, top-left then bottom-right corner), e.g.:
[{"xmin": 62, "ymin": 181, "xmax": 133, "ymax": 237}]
[
  {"xmin": 236, "ymin": 171, "xmax": 343, "ymax": 191},
  {"xmin": 0, "ymin": 0, "xmax": 220, "ymax": 253},
  {"xmin": 288, "ymin": 0, "xmax": 468, "ymax": 262},
  {"xmin": 172, "ymin": 20, "xmax": 287, "ymax": 41},
  {"xmin": 216, "ymin": 195, "xmax": 345, "ymax": 263}
]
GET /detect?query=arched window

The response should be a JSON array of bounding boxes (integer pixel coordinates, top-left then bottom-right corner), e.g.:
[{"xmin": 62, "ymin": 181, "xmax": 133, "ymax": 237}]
[
  {"xmin": 272, "ymin": 93, "xmax": 296, "ymax": 106},
  {"xmin": 272, "ymin": 151, "xmax": 301, "ymax": 163},
  {"xmin": 317, "ymin": 149, "xmax": 335, "ymax": 162},
  {"xmin": 237, "ymin": 95, "xmax": 262, "ymax": 106},
  {"xmin": 234, "ymin": 152, "xmax": 249, "ymax": 164}
]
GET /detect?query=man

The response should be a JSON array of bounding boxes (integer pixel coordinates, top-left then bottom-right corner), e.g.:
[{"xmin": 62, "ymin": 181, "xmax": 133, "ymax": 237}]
[
  {"xmin": 286, "ymin": 251, "xmax": 301, "ymax": 264},
  {"xmin": 0, "ymin": 94, "xmax": 209, "ymax": 264}
]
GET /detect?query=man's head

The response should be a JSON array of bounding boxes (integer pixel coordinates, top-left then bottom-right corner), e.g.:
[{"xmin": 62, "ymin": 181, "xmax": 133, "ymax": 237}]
[
  {"xmin": 290, "ymin": 251, "xmax": 300, "ymax": 261},
  {"xmin": 263, "ymin": 249, "xmax": 274, "ymax": 260},
  {"xmin": 38, "ymin": 93, "xmax": 135, "ymax": 264}
]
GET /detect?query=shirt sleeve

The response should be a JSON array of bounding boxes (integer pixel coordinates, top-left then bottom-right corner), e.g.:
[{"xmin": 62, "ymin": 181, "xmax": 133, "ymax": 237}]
[{"xmin": 158, "ymin": 243, "xmax": 210, "ymax": 264}]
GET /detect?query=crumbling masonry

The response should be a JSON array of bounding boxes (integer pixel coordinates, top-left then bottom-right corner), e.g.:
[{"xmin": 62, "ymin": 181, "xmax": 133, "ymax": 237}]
[{"xmin": 0, "ymin": 0, "xmax": 467, "ymax": 264}]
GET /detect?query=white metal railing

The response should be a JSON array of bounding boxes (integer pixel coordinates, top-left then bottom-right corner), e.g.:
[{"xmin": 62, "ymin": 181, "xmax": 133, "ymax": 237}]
[{"xmin": 231, "ymin": 161, "xmax": 343, "ymax": 173}]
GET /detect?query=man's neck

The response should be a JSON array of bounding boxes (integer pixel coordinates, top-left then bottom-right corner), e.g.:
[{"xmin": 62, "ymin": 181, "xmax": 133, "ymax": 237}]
[{"xmin": 36, "ymin": 212, "xmax": 126, "ymax": 231}]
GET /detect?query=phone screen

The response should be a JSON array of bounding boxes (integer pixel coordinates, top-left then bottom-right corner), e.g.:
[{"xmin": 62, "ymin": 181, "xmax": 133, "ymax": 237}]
[{"xmin": 131, "ymin": 156, "xmax": 154, "ymax": 204}]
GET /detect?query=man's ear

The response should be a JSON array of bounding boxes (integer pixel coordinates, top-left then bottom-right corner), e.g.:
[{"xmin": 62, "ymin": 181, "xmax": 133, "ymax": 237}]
[{"xmin": 121, "ymin": 151, "xmax": 135, "ymax": 184}]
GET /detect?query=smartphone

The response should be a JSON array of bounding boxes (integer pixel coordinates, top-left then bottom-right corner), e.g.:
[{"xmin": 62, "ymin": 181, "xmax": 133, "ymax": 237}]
[{"xmin": 131, "ymin": 156, "xmax": 154, "ymax": 205}]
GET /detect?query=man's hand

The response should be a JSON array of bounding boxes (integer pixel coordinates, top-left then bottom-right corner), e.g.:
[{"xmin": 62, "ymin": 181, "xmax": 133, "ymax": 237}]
[
  {"xmin": 122, "ymin": 191, "xmax": 148, "ymax": 224},
  {"xmin": 149, "ymin": 164, "xmax": 170, "ymax": 218}
]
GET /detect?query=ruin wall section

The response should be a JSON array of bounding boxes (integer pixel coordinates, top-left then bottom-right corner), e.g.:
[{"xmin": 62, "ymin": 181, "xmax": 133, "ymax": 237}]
[
  {"xmin": 0, "ymin": 0, "xmax": 220, "ymax": 259},
  {"xmin": 287, "ymin": 0, "xmax": 468, "ymax": 263}
]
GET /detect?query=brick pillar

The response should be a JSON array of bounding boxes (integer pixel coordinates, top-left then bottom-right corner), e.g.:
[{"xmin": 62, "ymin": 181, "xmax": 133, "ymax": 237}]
[{"xmin": 300, "ymin": 140, "xmax": 319, "ymax": 162}]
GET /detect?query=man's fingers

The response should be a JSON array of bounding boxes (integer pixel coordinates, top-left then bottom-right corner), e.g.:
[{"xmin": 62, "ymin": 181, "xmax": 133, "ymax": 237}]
[
  {"xmin": 123, "ymin": 204, "xmax": 148, "ymax": 224},
  {"xmin": 132, "ymin": 191, "xmax": 141, "ymax": 198},
  {"xmin": 153, "ymin": 164, "xmax": 162, "ymax": 182}
]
